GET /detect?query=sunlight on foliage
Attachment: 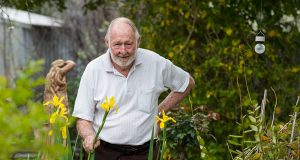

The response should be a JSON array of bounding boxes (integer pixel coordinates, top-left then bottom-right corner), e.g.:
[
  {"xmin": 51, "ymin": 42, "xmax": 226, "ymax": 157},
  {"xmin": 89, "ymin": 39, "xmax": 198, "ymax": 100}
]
[{"xmin": 0, "ymin": 60, "xmax": 67, "ymax": 159}]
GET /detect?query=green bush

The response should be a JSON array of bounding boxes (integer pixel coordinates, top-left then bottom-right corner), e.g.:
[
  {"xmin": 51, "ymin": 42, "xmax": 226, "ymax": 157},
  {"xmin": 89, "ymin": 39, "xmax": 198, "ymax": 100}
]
[{"xmin": 0, "ymin": 60, "xmax": 66, "ymax": 159}]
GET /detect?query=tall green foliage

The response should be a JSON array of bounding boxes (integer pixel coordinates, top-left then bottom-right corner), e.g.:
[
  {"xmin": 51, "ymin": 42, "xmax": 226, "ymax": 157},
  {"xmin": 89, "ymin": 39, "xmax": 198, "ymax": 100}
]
[
  {"xmin": 0, "ymin": 60, "xmax": 66, "ymax": 159},
  {"xmin": 120, "ymin": 0, "xmax": 300, "ymax": 159},
  {"xmin": 227, "ymin": 91, "xmax": 300, "ymax": 159}
]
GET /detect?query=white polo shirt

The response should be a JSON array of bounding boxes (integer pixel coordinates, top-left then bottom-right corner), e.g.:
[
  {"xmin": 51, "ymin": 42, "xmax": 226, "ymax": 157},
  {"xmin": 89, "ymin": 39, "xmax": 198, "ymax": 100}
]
[{"xmin": 72, "ymin": 48, "xmax": 190, "ymax": 145}]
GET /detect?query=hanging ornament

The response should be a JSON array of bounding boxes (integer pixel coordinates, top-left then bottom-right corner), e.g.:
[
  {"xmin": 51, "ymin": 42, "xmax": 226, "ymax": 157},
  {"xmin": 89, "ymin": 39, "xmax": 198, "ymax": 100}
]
[{"xmin": 254, "ymin": 31, "xmax": 265, "ymax": 54}]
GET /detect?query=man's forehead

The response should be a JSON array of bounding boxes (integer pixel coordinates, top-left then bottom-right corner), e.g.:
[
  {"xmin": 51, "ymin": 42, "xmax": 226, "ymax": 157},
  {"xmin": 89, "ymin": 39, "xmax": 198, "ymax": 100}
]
[
  {"xmin": 110, "ymin": 38, "xmax": 134, "ymax": 43},
  {"xmin": 111, "ymin": 22, "xmax": 134, "ymax": 34}
]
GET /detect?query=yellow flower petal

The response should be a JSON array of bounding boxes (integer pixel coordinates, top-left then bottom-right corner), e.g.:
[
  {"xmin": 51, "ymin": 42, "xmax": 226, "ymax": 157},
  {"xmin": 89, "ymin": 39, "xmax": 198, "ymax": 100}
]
[
  {"xmin": 162, "ymin": 110, "xmax": 166, "ymax": 117},
  {"xmin": 59, "ymin": 107, "xmax": 67, "ymax": 116},
  {"xmin": 109, "ymin": 97, "xmax": 115, "ymax": 104},
  {"xmin": 53, "ymin": 95, "xmax": 59, "ymax": 106},
  {"xmin": 155, "ymin": 110, "xmax": 176, "ymax": 129},
  {"xmin": 59, "ymin": 96, "xmax": 64, "ymax": 103},
  {"xmin": 101, "ymin": 103, "xmax": 109, "ymax": 111},
  {"xmin": 48, "ymin": 130, "xmax": 53, "ymax": 136},
  {"xmin": 100, "ymin": 96, "xmax": 118, "ymax": 112},
  {"xmin": 168, "ymin": 117, "xmax": 176, "ymax": 123},
  {"xmin": 155, "ymin": 116, "xmax": 163, "ymax": 122},
  {"xmin": 58, "ymin": 103, "xmax": 65, "ymax": 109},
  {"xmin": 49, "ymin": 111, "xmax": 58, "ymax": 124},
  {"xmin": 52, "ymin": 95, "xmax": 64, "ymax": 107},
  {"xmin": 61, "ymin": 126, "xmax": 67, "ymax": 139},
  {"xmin": 160, "ymin": 122, "xmax": 165, "ymax": 129},
  {"xmin": 44, "ymin": 95, "xmax": 65, "ymax": 107}
]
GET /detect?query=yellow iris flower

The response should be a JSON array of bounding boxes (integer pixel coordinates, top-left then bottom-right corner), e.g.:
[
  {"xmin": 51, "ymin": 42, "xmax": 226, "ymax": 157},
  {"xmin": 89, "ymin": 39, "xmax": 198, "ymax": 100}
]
[
  {"xmin": 100, "ymin": 96, "xmax": 118, "ymax": 112},
  {"xmin": 49, "ymin": 107, "xmax": 68, "ymax": 124},
  {"xmin": 44, "ymin": 95, "xmax": 69, "ymax": 140},
  {"xmin": 156, "ymin": 110, "xmax": 176, "ymax": 129},
  {"xmin": 43, "ymin": 95, "xmax": 64, "ymax": 107}
]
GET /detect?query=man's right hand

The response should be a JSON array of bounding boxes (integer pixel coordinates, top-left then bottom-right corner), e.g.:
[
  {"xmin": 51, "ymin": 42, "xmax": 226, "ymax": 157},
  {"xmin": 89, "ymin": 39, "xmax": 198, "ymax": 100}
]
[{"xmin": 83, "ymin": 135, "xmax": 100, "ymax": 152}]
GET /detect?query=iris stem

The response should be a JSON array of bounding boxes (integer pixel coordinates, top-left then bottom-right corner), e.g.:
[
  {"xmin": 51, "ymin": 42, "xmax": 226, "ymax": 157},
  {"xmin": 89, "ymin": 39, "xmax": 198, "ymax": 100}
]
[
  {"xmin": 160, "ymin": 127, "xmax": 167, "ymax": 160},
  {"xmin": 87, "ymin": 111, "xmax": 109, "ymax": 160}
]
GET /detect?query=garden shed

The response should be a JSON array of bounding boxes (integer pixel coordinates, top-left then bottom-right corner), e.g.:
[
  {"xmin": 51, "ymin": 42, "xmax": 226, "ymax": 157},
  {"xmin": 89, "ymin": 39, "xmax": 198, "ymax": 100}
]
[{"xmin": 0, "ymin": 7, "xmax": 77, "ymax": 82}]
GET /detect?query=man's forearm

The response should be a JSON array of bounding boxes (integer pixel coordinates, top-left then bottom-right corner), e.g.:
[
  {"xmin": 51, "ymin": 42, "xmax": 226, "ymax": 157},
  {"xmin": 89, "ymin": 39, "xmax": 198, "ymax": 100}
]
[
  {"xmin": 159, "ymin": 76, "xmax": 195, "ymax": 112},
  {"xmin": 76, "ymin": 118, "xmax": 95, "ymax": 139}
]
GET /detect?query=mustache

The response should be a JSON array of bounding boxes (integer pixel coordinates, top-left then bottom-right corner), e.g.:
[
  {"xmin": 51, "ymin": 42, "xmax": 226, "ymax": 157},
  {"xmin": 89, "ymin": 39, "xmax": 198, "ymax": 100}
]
[
  {"xmin": 117, "ymin": 52, "xmax": 130, "ymax": 57},
  {"xmin": 117, "ymin": 52, "xmax": 130, "ymax": 56}
]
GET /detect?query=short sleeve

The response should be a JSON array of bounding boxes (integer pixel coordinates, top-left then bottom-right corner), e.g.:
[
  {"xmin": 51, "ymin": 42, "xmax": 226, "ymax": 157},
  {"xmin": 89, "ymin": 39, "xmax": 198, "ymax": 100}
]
[
  {"xmin": 163, "ymin": 59, "xmax": 190, "ymax": 92},
  {"xmin": 72, "ymin": 67, "xmax": 96, "ymax": 121}
]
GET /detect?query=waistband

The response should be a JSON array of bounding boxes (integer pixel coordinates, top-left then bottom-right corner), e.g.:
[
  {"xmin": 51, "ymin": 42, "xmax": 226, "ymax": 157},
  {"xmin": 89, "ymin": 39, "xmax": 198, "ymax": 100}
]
[{"xmin": 100, "ymin": 140, "xmax": 156, "ymax": 155}]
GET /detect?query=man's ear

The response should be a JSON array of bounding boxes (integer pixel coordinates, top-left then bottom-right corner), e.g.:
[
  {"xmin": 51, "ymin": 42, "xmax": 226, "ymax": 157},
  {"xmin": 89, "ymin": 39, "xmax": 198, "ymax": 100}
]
[{"xmin": 105, "ymin": 37, "xmax": 109, "ymax": 48}]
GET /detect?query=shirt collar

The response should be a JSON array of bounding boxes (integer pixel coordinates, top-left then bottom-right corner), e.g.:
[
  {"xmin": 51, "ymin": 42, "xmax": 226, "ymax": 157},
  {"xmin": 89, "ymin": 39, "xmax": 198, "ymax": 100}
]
[
  {"xmin": 103, "ymin": 48, "xmax": 142, "ymax": 72},
  {"xmin": 134, "ymin": 48, "xmax": 143, "ymax": 66}
]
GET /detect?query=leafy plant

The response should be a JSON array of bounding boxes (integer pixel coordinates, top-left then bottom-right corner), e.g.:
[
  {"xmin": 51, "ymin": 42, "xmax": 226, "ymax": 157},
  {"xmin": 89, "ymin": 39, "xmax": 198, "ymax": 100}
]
[
  {"xmin": 156, "ymin": 110, "xmax": 177, "ymax": 160},
  {"xmin": 164, "ymin": 104, "xmax": 213, "ymax": 160},
  {"xmin": 228, "ymin": 90, "xmax": 300, "ymax": 159},
  {"xmin": 43, "ymin": 95, "xmax": 73, "ymax": 160},
  {"xmin": 0, "ymin": 60, "xmax": 66, "ymax": 159}
]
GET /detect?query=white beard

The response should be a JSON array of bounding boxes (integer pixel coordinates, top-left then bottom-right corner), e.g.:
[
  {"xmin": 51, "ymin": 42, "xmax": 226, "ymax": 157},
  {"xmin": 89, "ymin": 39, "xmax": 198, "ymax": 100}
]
[{"xmin": 110, "ymin": 50, "xmax": 137, "ymax": 69}]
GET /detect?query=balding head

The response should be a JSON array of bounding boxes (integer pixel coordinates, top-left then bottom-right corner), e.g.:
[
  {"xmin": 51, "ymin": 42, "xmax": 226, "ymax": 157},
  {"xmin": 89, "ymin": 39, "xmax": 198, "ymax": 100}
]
[{"xmin": 105, "ymin": 17, "xmax": 140, "ymax": 43}]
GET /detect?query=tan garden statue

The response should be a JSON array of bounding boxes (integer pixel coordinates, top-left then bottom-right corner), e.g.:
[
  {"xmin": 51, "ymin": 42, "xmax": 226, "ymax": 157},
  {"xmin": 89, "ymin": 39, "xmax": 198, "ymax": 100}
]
[
  {"xmin": 42, "ymin": 59, "xmax": 75, "ymax": 149},
  {"xmin": 44, "ymin": 59, "xmax": 75, "ymax": 112}
]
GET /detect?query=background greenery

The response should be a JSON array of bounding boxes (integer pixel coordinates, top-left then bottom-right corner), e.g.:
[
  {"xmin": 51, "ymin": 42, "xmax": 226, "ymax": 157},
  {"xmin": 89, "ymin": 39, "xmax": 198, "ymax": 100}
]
[
  {"xmin": 120, "ymin": 1, "xmax": 300, "ymax": 159},
  {"xmin": 1, "ymin": 0, "xmax": 300, "ymax": 159},
  {"xmin": 0, "ymin": 60, "xmax": 68, "ymax": 159}
]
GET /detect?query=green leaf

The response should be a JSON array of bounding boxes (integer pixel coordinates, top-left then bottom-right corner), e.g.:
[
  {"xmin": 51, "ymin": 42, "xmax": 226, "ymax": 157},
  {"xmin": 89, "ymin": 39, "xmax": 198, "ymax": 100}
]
[
  {"xmin": 228, "ymin": 140, "xmax": 241, "ymax": 146},
  {"xmin": 243, "ymin": 130, "xmax": 255, "ymax": 134},
  {"xmin": 248, "ymin": 116, "xmax": 256, "ymax": 123},
  {"xmin": 147, "ymin": 126, "xmax": 155, "ymax": 160},
  {"xmin": 229, "ymin": 135, "xmax": 243, "ymax": 138},
  {"xmin": 250, "ymin": 125, "xmax": 258, "ymax": 132},
  {"xmin": 228, "ymin": 149, "xmax": 239, "ymax": 154},
  {"xmin": 80, "ymin": 138, "xmax": 84, "ymax": 160},
  {"xmin": 67, "ymin": 128, "xmax": 72, "ymax": 159},
  {"xmin": 252, "ymin": 153, "xmax": 261, "ymax": 160}
]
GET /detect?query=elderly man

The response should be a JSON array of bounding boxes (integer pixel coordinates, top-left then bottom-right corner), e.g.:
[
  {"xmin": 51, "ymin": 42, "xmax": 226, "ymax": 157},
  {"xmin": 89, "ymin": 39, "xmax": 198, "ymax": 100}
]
[{"xmin": 72, "ymin": 17, "xmax": 195, "ymax": 160}]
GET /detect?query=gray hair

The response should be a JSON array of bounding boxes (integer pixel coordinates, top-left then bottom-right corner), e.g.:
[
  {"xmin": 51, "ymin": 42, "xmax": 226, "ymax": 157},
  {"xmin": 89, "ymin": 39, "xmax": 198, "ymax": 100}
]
[{"xmin": 105, "ymin": 17, "xmax": 140, "ymax": 42}]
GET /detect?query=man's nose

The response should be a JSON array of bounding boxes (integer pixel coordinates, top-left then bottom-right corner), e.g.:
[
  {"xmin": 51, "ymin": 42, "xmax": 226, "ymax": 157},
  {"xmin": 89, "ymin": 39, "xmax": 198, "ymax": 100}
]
[{"xmin": 119, "ymin": 44, "xmax": 127, "ymax": 53}]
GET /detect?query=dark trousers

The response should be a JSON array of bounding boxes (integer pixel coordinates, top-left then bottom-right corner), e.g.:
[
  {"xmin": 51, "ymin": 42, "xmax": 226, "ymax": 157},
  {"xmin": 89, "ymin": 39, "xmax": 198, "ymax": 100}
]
[{"xmin": 84, "ymin": 140, "xmax": 158, "ymax": 160}]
